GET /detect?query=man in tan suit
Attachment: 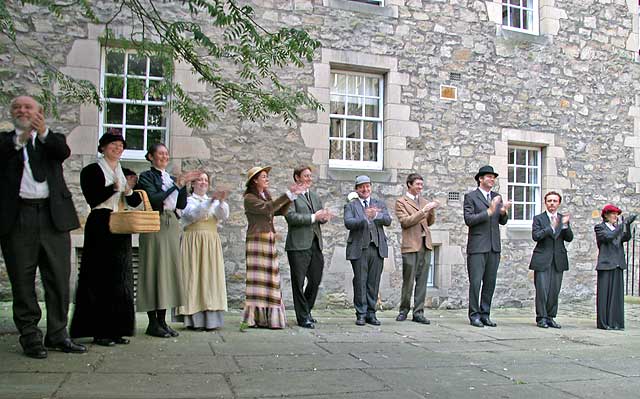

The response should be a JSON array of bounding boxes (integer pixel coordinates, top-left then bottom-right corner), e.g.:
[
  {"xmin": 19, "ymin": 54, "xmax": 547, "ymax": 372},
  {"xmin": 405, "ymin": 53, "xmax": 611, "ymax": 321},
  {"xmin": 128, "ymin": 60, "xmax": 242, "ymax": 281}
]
[{"xmin": 394, "ymin": 173, "xmax": 439, "ymax": 324}]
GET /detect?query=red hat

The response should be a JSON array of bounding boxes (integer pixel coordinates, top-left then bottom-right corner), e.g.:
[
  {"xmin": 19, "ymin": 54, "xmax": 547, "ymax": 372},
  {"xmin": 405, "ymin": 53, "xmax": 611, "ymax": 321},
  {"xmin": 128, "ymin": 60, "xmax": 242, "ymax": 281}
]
[{"xmin": 601, "ymin": 204, "xmax": 622, "ymax": 218}]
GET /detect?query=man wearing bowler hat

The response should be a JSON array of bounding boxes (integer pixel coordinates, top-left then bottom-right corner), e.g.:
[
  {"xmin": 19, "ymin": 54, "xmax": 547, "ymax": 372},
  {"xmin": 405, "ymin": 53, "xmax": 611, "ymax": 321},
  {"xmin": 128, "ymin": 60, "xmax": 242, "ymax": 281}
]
[
  {"xmin": 463, "ymin": 165, "xmax": 510, "ymax": 328},
  {"xmin": 344, "ymin": 175, "xmax": 392, "ymax": 326}
]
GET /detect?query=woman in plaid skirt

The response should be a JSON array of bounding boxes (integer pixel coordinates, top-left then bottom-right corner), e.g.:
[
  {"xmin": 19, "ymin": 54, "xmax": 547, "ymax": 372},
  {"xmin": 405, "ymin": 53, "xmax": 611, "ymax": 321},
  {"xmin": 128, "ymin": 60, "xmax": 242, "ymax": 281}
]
[{"xmin": 242, "ymin": 166, "xmax": 305, "ymax": 329}]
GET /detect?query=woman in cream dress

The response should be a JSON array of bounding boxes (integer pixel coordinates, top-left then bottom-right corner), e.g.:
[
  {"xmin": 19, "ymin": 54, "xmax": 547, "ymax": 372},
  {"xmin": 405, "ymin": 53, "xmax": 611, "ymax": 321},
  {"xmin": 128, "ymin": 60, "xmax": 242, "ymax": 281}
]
[{"xmin": 175, "ymin": 173, "xmax": 229, "ymax": 330}]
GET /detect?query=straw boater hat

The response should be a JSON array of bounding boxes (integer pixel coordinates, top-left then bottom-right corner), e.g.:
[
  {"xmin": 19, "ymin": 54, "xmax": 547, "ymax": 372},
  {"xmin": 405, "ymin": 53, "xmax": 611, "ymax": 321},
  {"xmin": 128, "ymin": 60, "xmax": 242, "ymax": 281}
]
[
  {"xmin": 601, "ymin": 204, "xmax": 622, "ymax": 218},
  {"xmin": 245, "ymin": 166, "xmax": 272, "ymax": 187}
]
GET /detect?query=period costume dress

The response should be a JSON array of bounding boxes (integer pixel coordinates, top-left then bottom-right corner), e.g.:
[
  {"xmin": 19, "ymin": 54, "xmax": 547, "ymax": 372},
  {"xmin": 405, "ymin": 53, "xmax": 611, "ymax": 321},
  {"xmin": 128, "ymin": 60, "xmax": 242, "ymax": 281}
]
[
  {"xmin": 594, "ymin": 207, "xmax": 633, "ymax": 330},
  {"xmin": 136, "ymin": 167, "xmax": 187, "ymax": 313},
  {"xmin": 174, "ymin": 193, "xmax": 229, "ymax": 329},
  {"xmin": 242, "ymin": 189, "xmax": 292, "ymax": 329},
  {"xmin": 70, "ymin": 158, "xmax": 141, "ymax": 340}
]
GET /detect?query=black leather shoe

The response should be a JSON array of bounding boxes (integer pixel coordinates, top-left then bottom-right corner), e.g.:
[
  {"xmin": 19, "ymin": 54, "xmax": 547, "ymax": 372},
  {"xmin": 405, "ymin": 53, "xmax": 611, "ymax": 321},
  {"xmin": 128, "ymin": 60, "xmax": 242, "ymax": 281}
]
[
  {"xmin": 537, "ymin": 320, "xmax": 549, "ymax": 328},
  {"xmin": 309, "ymin": 314, "xmax": 317, "ymax": 323},
  {"xmin": 355, "ymin": 316, "xmax": 366, "ymax": 326},
  {"xmin": 470, "ymin": 319, "xmax": 484, "ymax": 328},
  {"xmin": 366, "ymin": 315, "xmax": 381, "ymax": 326},
  {"xmin": 23, "ymin": 343, "xmax": 47, "ymax": 359},
  {"xmin": 547, "ymin": 319, "xmax": 561, "ymax": 329},
  {"xmin": 412, "ymin": 315, "xmax": 431, "ymax": 325},
  {"xmin": 113, "ymin": 337, "xmax": 130, "ymax": 344},
  {"xmin": 45, "ymin": 338, "xmax": 87, "ymax": 354},
  {"xmin": 396, "ymin": 313, "xmax": 407, "ymax": 322},
  {"xmin": 480, "ymin": 317, "xmax": 497, "ymax": 327},
  {"xmin": 93, "ymin": 338, "xmax": 116, "ymax": 347},
  {"xmin": 159, "ymin": 322, "xmax": 180, "ymax": 337},
  {"xmin": 298, "ymin": 320, "xmax": 315, "ymax": 329},
  {"xmin": 146, "ymin": 324, "xmax": 171, "ymax": 338}
]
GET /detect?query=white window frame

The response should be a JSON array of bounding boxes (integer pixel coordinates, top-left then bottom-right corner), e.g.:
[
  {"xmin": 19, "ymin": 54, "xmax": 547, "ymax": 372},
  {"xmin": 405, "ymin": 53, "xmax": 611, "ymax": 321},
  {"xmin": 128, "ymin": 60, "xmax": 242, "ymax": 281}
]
[
  {"xmin": 501, "ymin": 0, "xmax": 540, "ymax": 36},
  {"xmin": 507, "ymin": 145, "xmax": 542, "ymax": 226},
  {"xmin": 98, "ymin": 48, "xmax": 169, "ymax": 160},
  {"xmin": 349, "ymin": 0, "xmax": 384, "ymax": 6},
  {"xmin": 427, "ymin": 246, "xmax": 437, "ymax": 288},
  {"xmin": 329, "ymin": 70, "xmax": 384, "ymax": 170}
]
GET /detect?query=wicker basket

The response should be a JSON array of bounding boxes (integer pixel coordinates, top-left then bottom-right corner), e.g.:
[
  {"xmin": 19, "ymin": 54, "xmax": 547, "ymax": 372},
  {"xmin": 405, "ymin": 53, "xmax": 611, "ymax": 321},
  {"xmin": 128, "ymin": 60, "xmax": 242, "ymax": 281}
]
[{"xmin": 109, "ymin": 190, "xmax": 160, "ymax": 234}]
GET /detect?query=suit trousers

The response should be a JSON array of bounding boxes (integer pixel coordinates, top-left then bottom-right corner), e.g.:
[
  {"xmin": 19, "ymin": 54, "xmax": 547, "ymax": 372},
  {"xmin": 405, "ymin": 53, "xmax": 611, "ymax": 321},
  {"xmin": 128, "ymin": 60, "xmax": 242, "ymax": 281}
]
[
  {"xmin": 399, "ymin": 243, "xmax": 431, "ymax": 316},
  {"xmin": 0, "ymin": 199, "xmax": 71, "ymax": 348},
  {"xmin": 534, "ymin": 264, "xmax": 563, "ymax": 322},
  {"xmin": 467, "ymin": 251, "xmax": 500, "ymax": 320},
  {"xmin": 286, "ymin": 237, "xmax": 324, "ymax": 324},
  {"xmin": 350, "ymin": 244, "xmax": 384, "ymax": 317}
]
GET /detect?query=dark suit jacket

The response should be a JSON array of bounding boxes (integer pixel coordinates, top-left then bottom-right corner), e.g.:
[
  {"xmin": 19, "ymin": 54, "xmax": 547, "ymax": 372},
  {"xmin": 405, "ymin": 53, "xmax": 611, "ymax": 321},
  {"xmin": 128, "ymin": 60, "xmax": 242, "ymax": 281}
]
[
  {"xmin": 344, "ymin": 197, "xmax": 391, "ymax": 260},
  {"xmin": 595, "ymin": 221, "xmax": 631, "ymax": 271},
  {"xmin": 463, "ymin": 189, "xmax": 508, "ymax": 254},
  {"xmin": 529, "ymin": 212, "xmax": 573, "ymax": 272},
  {"xmin": 136, "ymin": 167, "xmax": 188, "ymax": 213},
  {"xmin": 285, "ymin": 191, "xmax": 325, "ymax": 251},
  {"xmin": 0, "ymin": 130, "xmax": 79, "ymax": 236}
]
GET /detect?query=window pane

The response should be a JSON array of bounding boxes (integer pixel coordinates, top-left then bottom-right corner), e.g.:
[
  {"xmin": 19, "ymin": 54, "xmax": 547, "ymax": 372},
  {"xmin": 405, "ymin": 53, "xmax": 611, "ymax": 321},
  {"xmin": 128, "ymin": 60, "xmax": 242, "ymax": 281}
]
[
  {"xmin": 526, "ymin": 204, "xmax": 535, "ymax": 220},
  {"xmin": 516, "ymin": 167, "xmax": 526, "ymax": 183},
  {"xmin": 510, "ymin": 0, "xmax": 520, "ymax": 5},
  {"xmin": 345, "ymin": 140, "xmax": 360, "ymax": 161},
  {"xmin": 127, "ymin": 53, "xmax": 147, "ymax": 76},
  {"xmin": 363, "ymin": 121, "xmax": 377, "ymax": 140},
  {"xmin": 347, "ymin": 96, "xmax": 362, "ymax": 116},
  {"xmin": 148, "ymin": 80, "xmax": 165, "ymax": 101},
  {"xmin": 330, "ymin": 118, "xmax": 343, "ymax": 138},
  {"xmin": 347, "ymin": 75, "xmax": 364, "ymax": 95},
  {"xmin": 148, "ymin": 106, "xmax": 165, "ymax": 126},
  {"xmin": 105, "ymin": 76, "xmax": 124, "ymax": 98},
  {"xmin": 364, "ymin": 97, "xmax": 379, "ymax": 117},
  {"xmin": 514, "ymin": 186, "xmax": 524, "ymax": 202},
  {"xmin": 346, "ymin": 120, "xmax": 360, "ymax": 139},
  {"xmin": 508, "ymin": 166, "xmax": 514, "ymax": 183},
  {"xmin": 502, "ymin": 5, "xmax": 509, "ymax": 25},
  {"xmin": 524, "ymin": 0, "xmax": 533, "ymax": 8},
  {"xmin": 523, "ymin": 9, "xmax": 531, "ymax": 30},
  {"xmin": 330, "ymin": 95, "xmax": 345, "ymax": 115},
  {"xmin": 126, "ymin": 104, "xmax": 145, "ymax": 125},
  {"xmin": 511, "ymin": 8, "xmax": 521, "ymax": 28},
  {"xmin": 363, "ymin": 142, "xmax": 378, "ymax": 162},
  {"xmin": 125, "ymin": 128, "xmax": 144, "ymax": 150},
  {"xmin": 147, "ymin": 130, "xmax": 164, "ymax": 147},
  {"xmin": 329, "ymin": 139, "xmax": 343, "ymax": 160},
  {"xmin": 516, "ymin": 149, "xmax": 525, "ymax": 165},
  {"xmin": 106, "ymin": 51, "xmax": 124, "ymax": 74},
  {"xmin": 105, "ymin": 103, "xmax": 123, "ymax": 124},
  {"xmin": 525, "ymin": 186, "xmax": 534, "ymax": 202},
  {"xmin": 126, "ymin": 78, "xmax": 145, "ymax": 100},
  {"xmin": 528, "ymin": 150, "xmax": 538, "ymax": 166},
  {"xmin": 331, "ymin": 73, "xmax": 346, "ymax": 94},
  {"xmin": 365, "ymin": 77, "xmax": 379, "ymax": 97},
  {"xmin": 149, "ymin": 56, "xmax": 164, "ymax": 77},
  {"xmin": 528, "ymin": 168, "xmax": 538, "ymax": 184},
  {"xmin": 508, "ymin": 148, "xmax": 515, "ymax": 164},
  {"xmin": 514, "ymin": 204, "xmax": 524, "ymax": 220}
]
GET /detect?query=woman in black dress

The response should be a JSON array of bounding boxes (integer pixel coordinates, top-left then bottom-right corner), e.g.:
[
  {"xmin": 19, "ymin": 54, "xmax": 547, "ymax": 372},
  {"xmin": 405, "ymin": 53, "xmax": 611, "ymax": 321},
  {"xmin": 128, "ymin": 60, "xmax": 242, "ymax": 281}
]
[
  {"xmin": 70, "ymin": 131, "xmax": 141, "ymax": 346},
  {"xmin": 594, "ymin": 204, "xmax": 637, "ymax": 330}
]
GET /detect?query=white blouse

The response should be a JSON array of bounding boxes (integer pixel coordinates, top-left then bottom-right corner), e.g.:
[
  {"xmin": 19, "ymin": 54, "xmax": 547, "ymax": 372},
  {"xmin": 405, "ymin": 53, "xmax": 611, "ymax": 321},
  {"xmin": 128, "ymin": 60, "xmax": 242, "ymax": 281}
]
[{"xmin": 181, "ymin": 193, "xmax": 229, "ymax": 227}]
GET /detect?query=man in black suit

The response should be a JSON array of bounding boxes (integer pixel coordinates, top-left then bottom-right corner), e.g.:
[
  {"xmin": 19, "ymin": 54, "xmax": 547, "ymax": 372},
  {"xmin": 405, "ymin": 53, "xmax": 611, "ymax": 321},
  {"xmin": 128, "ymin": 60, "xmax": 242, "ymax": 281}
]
[
  {"xmin": 529, "ymin": 191, "xmax": 573, "ymax": 328},
  {"xmin": 285, "ymin": 165, "xmax": 331, "ymax": 329},
  {"xmin": 0, "ymin": 96, "xmax": 86, "ymax": 358},
  {"xmin": 463, "ymin": 165, "xmax": 510, "ymax": 328},
  {"xmin": 344, "ymin": 175, "xmax": 392, "ymax": 326}
]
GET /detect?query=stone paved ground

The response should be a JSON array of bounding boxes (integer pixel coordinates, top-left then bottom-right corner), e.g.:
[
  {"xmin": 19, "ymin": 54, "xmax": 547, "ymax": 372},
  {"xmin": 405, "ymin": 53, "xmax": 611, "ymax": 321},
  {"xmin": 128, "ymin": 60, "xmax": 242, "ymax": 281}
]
[{"xmin": 1, "ymin": 300, "xmax": 640, "ymax": 399}]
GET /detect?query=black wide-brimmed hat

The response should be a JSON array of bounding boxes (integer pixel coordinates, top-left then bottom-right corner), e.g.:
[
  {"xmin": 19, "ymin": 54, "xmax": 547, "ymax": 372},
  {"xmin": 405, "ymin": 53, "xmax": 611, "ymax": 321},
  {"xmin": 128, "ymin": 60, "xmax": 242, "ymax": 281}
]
[
  {"xmin": 474, "ymin": 165, "xmax": 498, "ymax": 182},
  {"xmin": 98, "ymin": 130, "xmax": 126, "ymax": 153}
]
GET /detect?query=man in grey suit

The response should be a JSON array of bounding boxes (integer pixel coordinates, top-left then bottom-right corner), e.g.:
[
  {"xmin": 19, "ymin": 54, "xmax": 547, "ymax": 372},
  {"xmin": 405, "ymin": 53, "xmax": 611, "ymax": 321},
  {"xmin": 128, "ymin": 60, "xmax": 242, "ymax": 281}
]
[
  {"xmin": 463, "ymin": 165, "xmax": 510, "ymax": 328},
  {"xmin": 529, "ymin": 191, "xmax": 573, "ymax": 329},
  {"xmin": 285, "ymin": 166, "xmax": 331, "ymax": 329},
  {"xmin": 344, "ymin": 175, "xmax": 392, "ymax": 326}
]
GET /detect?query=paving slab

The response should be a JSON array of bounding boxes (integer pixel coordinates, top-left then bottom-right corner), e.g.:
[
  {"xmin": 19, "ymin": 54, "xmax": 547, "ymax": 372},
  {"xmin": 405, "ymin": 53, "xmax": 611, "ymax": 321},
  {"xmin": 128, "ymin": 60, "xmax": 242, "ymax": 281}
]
[
  {"xmin": 0, "ymin": 373, "xmax": 65, "ymax": 399},
  {"xmin": 547, "ymin": 377, "xmax": 640, "ymax": 398},
  {"xmin": 96, "ymin": 353, "xmax": 239, "ymax": 374},
  {"xmin": 315, "ymin": 341, "xmax": 428, "ymax": 356},
  {"xmin": 482, "ymin": 361, "xmax": 621, "ymax": 384},
  {"xmin": 355, "ymin": 351, "xmax": 471, "ymax": 369},
  {"xmin": 234, "ymin": 353, "xmax": 368, "ymax": 371}
]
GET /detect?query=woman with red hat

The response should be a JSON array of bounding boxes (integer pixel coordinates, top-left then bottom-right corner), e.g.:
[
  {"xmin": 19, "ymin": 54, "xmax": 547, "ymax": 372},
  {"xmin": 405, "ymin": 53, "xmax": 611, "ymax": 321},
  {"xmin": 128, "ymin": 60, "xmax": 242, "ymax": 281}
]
[{"xmin": 594, "ymin": 204, "xmax": 637, "ymax": 330}]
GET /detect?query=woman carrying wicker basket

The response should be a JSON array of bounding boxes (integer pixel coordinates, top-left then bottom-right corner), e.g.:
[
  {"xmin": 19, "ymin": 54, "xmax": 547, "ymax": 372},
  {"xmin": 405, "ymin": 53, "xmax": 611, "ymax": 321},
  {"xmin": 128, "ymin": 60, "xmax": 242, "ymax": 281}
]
[{"xmin": 70, "ymin": 131, "xmax": 141, "ymax": 346}]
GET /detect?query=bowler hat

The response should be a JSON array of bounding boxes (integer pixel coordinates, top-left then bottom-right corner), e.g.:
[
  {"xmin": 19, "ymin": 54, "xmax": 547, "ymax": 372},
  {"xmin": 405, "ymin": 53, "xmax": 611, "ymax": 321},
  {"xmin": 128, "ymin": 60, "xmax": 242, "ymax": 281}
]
[
  {"xmin": 245, "ymin": 166, "xmax": 272, "ymax": 187},
  {"xmin": 98, "ymin": 130, "xmax": 126, "ymax": 153},
  {"xmin": 474, "ymin": 165, "xmax": 498, "ymax": 182},
  {"xmin": 601, "ymin": 204, "xmax": 622, "ymax": 218},
  {"xmin": 355, "ymin": 175, "xmax": 371, "ymax": 187}
]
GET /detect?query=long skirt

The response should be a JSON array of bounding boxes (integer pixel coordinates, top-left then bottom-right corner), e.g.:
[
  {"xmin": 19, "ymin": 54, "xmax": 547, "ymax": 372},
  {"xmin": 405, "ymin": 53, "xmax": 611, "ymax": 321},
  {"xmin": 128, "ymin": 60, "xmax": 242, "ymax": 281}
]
[
  {"xmin": 70, "ymin": 209, "xmax": 135, "ymax": 339},
  {"xmin": 596, "ymin": 268, "xmax": 625, "ymax": 330},
  {"xmin": 241, "ymin": 232, "xmax": 286, "ymax": 329},
  {"xmin": 174, "ymin": 219, "xmax": 227, "ymax": 329},
  {"xmin": 137, "ymin": 211, "xmax": 184, "ymax": 312}
]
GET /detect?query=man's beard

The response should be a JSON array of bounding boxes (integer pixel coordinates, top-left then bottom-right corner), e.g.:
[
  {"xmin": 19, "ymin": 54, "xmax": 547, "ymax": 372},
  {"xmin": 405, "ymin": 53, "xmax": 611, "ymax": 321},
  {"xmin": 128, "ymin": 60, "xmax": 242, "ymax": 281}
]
[{"xmin": 13, "ymin": 116, "xmax": 32, "ymax": 131}]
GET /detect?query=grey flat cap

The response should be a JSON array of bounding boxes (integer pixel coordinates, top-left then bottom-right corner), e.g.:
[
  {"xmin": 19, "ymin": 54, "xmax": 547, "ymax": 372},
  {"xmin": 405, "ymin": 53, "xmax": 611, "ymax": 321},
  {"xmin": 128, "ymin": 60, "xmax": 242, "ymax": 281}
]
[{"xmin": 355, "ymin": 175, "xmax": 371, "ymax": 187}]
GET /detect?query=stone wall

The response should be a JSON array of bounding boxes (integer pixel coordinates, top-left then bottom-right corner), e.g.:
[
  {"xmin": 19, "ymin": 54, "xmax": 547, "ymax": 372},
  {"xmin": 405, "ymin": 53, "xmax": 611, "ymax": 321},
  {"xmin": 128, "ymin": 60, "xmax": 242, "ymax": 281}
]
[{"xmin": 2, "ymin": 0, "xmax": 640, "ymax": 312}]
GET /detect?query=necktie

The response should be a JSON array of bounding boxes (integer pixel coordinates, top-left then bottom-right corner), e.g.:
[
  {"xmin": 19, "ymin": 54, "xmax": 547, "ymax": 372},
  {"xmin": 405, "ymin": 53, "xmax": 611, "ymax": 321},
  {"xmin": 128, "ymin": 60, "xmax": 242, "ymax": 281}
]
[
  {"xmin": 363, "ymin": 199, "xmax": 368, "ymax": 208},
  {"xmin": 486, "ymin": 193, "xmax": 491, "ymax": 202},
  {"xmin": 26, "ymin": 138, "xmax": 46, "ymax": 182},
  {"xmin": 305, "ymin": 192, "xmax": 314, "ymax": 212}
]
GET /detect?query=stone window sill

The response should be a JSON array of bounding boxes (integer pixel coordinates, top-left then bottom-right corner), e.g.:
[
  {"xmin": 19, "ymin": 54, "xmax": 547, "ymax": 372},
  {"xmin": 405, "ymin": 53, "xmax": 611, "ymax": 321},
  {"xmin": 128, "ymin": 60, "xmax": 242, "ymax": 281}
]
[{"xmin": 322, "ymin": 0, "xmax": 398, "ymax": 18}]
